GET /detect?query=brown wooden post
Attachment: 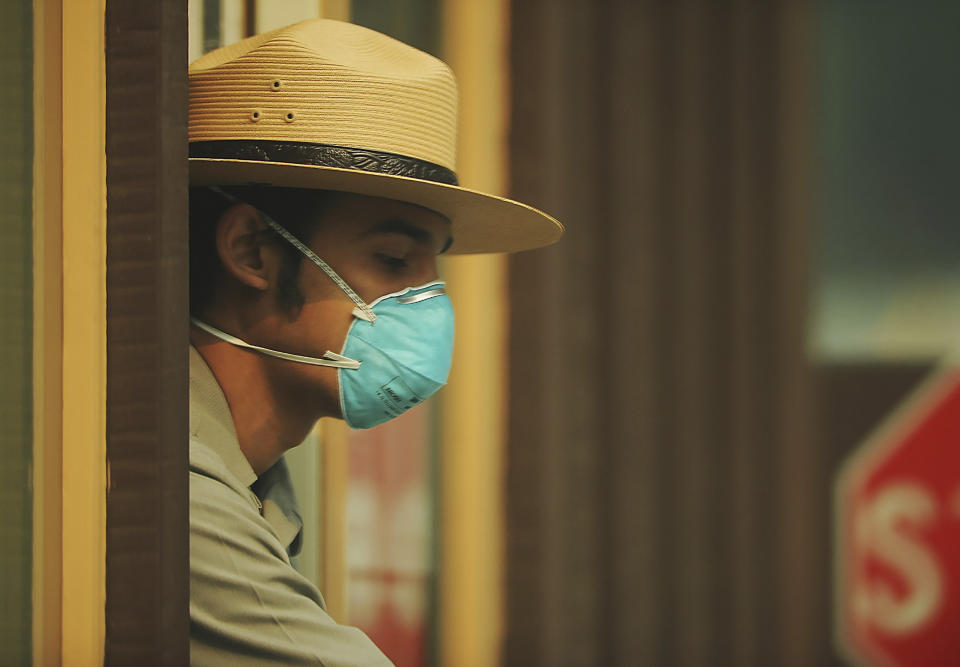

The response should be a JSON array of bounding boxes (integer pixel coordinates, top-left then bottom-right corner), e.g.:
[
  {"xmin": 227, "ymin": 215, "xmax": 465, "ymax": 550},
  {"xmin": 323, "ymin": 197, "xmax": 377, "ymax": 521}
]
[{"xmin": 104, "ymin": 1, "xmax": 189, "ymax": 663}]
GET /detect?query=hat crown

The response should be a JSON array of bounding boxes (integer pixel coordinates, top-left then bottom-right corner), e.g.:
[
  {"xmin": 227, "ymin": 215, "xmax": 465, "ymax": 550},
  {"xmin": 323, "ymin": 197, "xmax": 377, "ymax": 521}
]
[{"xmin": 189, "ymin": 19, "xmax": 458, "ymax": 170}]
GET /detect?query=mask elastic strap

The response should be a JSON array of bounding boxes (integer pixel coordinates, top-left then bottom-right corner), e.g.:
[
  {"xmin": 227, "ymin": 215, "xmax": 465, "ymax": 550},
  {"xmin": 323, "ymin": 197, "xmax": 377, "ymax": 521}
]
[
  {"xmin": 191, "ymin": 318, "xmax": 361, "ymax": 369},
  {"xmin": 207, "ymin": 186, "xmax": 377, "ymax": 323}
]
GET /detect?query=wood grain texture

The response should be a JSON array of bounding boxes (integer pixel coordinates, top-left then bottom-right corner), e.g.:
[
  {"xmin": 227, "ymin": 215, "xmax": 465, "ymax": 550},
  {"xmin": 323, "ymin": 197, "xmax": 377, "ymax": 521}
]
[{"xmin": 104, "ymin": 1, "xmax": 189, "ymax": 663}]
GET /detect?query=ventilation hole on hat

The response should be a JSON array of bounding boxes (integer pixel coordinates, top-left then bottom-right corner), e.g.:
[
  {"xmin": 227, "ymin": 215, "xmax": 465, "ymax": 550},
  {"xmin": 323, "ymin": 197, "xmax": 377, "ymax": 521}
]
[
  {"xmin": 250, "ymin": 110, "xmax": 261, "ymax": 122},
  {"xmin": 285, "ymin": 111, "xmax": 296, "ymax": 122},
  {"xmin": 272, "ymin": 80, "xmax": 282, "ymax": 90}
]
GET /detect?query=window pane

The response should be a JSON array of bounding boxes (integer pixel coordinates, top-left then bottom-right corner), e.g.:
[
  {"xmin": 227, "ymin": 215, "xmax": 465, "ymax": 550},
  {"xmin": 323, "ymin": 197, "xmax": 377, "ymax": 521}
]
[
  {"xmin": 0, "ymin": 0, "xmax": 33, "ymax": 662},
  {"xmin": 812, "ymin": 0, "xmax": 960, "ymax": 361}
]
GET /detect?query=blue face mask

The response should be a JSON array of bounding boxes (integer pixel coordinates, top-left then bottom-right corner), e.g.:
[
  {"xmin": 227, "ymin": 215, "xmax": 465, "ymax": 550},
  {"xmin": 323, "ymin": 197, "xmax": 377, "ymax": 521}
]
[
  {"xmin": 192, "ymin": 188, "xmax": 454, "ymax": 430},
  {"xmin": 338, "ymin": 280, "xmax": 453, "ymax": 428}
]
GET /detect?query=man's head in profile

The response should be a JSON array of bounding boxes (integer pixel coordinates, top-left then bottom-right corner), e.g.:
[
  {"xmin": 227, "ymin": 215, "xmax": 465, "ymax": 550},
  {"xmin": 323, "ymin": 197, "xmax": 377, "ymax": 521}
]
[
  {"xmin": 188, "ymin": 18, "xmax": 561, "ymax": 448},
  {"xmin": 186, "ymin": 18, "xmax": 562, "ymax": 665}
]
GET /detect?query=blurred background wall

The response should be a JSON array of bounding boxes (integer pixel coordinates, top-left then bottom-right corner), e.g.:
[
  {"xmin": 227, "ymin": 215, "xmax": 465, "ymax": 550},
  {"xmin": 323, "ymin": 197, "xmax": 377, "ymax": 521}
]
[
  {"xmin": 505, "ymin": 1, "xmax": 819, "ymax": 664},
  {"xmin": 503, "ymin": 0, "xmax": 958, "ymax": 666}
]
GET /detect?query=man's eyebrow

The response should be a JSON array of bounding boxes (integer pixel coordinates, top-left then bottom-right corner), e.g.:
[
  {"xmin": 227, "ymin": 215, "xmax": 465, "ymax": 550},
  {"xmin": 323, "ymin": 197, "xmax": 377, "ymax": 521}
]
[{"xmin": 362, "ymin": 218, "xmax": 454, "ymax": 254}]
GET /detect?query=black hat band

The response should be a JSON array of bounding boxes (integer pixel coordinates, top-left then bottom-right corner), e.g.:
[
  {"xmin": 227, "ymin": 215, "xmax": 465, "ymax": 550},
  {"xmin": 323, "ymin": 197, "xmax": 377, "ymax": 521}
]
[{"xmin": 189, "ymin": 140, "xmax": 459, "ymax": 186}]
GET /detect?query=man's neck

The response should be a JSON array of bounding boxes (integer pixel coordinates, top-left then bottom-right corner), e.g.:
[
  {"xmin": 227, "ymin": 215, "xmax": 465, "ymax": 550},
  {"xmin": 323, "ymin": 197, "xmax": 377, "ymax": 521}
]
[{"xmin": 191, "ymin": 333, "xmax": 316, "ymax": 476}]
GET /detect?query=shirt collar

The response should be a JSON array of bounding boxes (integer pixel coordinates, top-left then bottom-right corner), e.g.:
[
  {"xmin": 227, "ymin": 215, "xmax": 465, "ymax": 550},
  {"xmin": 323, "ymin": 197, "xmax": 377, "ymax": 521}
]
[
  {"xmin": 189, "ymin": 345, "xmax": 304, "ymax": 555},
  {"xmin": 189, "ymin": 345, "xmax": 257, "ymax": 488}
]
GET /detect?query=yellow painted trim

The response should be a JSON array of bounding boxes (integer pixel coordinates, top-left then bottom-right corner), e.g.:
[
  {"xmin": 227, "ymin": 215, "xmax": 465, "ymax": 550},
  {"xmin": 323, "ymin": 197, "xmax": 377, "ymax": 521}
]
[
  {"xmin": 440, "ymin": 1, "xmax": 510, "ymax": 665},
  {"xmin": 318, "ymin": 418, "xmax": 350, "ymax": 622},
  {"xmin": 32, "ymin": 0, "xmax": 64, "ymax": 663},
  {"xmin": 60, "ymin": 0, "xmax": 107, "ymax": 663}
]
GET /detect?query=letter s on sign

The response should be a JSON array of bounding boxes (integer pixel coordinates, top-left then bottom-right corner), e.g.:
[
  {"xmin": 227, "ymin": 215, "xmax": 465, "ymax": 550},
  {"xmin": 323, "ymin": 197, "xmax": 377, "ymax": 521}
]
[{"xmin": 853, "ymin": 482, "xmax": 943, "ymax": 635}]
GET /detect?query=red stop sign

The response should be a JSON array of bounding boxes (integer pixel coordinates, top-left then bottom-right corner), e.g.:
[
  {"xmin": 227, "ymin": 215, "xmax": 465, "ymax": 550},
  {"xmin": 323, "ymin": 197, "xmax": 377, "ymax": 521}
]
[{"xmin": 835, "ymin": 362, "xmax": 960, "ymax": 667}]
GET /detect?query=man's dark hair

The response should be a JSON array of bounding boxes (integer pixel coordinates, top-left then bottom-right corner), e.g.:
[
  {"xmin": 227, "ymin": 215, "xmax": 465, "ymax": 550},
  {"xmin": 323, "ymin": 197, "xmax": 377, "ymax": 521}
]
[{"xmin": 189, "ymin": 186, "xmax": 332, "ymax": 319}]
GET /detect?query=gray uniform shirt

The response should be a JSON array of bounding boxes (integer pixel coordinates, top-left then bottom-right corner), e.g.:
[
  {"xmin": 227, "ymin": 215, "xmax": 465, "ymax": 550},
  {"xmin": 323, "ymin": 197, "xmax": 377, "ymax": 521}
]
[{"xmin": 189, "ymin": 346, "xmax": 392, "ymax": 666}]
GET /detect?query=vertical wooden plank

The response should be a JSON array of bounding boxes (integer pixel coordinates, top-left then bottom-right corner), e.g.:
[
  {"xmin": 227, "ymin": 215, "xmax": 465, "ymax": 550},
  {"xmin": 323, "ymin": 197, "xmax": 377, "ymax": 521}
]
[
  {"xmin": 439, "ymin": 2, "xmax": 510, "ymax": 665},
  {"xmin": 774, "ymin": 2, "xmax": 821, "ymax": 665},
  {"xmin": 61, "ymin": 0, "xmax": 107, "ymax": 662},
  {"xmin": 726, "ymin": 0, "xmax": 773, "ymax": 662},
  {"xmin": 507, "ymin": 1, "xmax": 610, "ymax": 663},
  {"xmin": 503, "ymin": 4, "xmax": 550, "ymax": 663},
  {"xmin": 33, "ymin": 0, "xmax": 64, "ymax": 662},
  {"xmin": 602, "ymin": 1, "xmax": 668, "ymax": 663},
  {"xmin": 668, "ymin": 3, "xmax": 720, "ymax": 663},
  {"xmin": 103, "ymin": 0, "xmax": 189, "ymax": 663}
]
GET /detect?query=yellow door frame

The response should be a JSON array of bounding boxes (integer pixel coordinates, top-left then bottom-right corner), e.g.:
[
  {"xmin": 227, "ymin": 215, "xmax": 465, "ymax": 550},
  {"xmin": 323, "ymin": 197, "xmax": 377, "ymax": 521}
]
[
  {"xmin": 33, "ymin": 0, "xmax": 108, "ymax": 663},
  {"xmin": 61, "ymin": 0, "xmax": 108, "ymax": 657},
  {"xmin": 440, "ymin": 1, "xmax": 511, "ymax": 665}
]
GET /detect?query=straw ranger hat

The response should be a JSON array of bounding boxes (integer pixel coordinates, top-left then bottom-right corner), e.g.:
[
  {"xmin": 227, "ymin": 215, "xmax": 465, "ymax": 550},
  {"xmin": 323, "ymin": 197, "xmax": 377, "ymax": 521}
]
[{"xmin": 188, "ymin": 19, "xmax": 563, "ymax": 254}]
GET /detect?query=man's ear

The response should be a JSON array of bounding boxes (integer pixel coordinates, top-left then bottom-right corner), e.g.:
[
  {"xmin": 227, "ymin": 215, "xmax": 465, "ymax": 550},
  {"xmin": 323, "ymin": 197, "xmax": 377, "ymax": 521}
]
[{"xmin": 215, "ymin": 203, "xmax": 276, "ymax": 291}]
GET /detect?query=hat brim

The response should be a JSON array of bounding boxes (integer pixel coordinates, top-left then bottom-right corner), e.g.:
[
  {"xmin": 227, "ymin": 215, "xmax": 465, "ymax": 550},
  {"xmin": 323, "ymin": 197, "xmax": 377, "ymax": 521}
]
[{"xmin": 189, "ymin": 158, "xmax": 563, "ymax": 255}]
